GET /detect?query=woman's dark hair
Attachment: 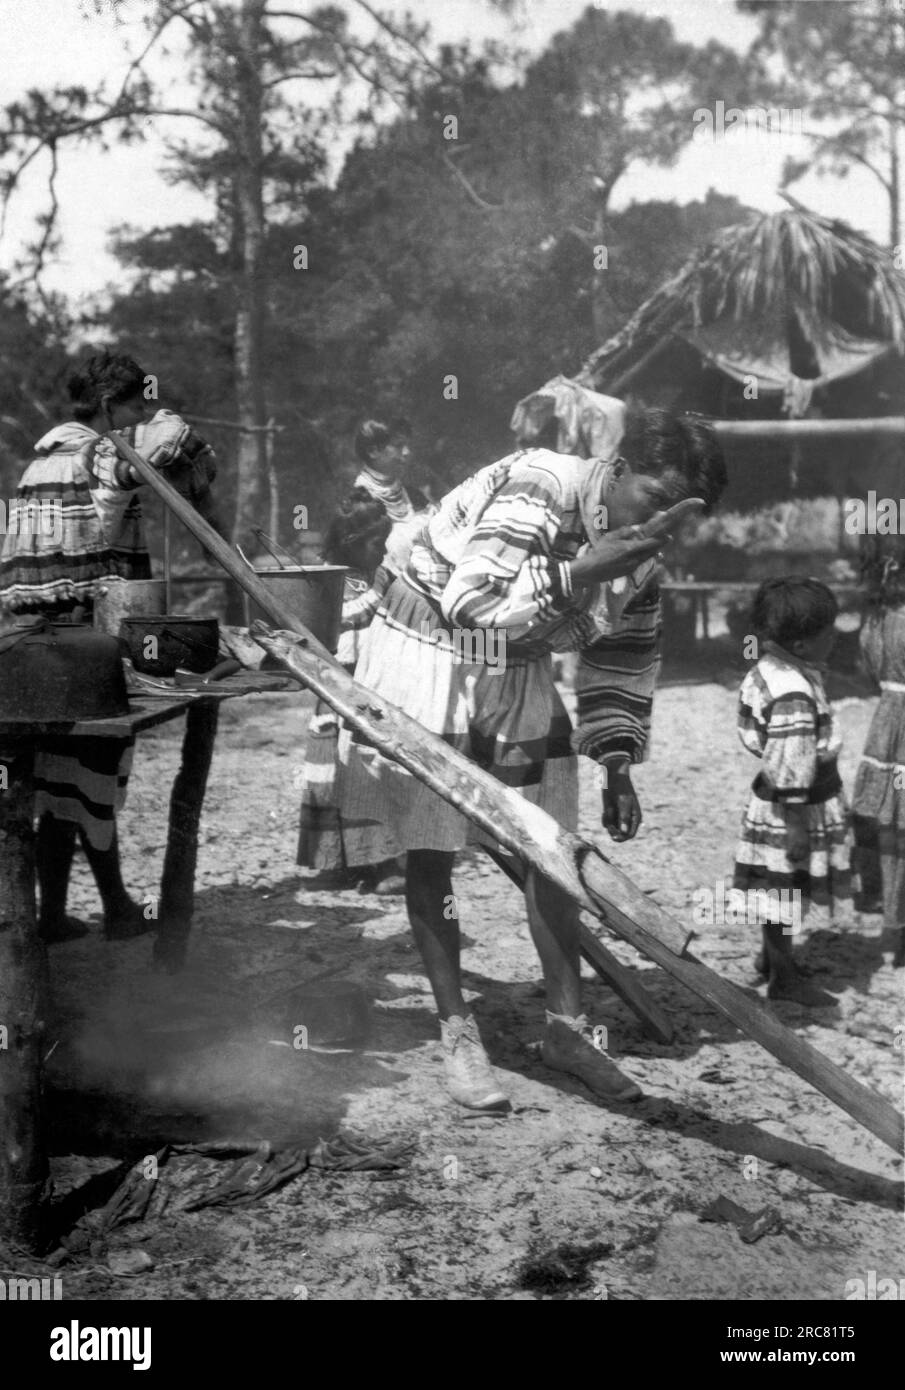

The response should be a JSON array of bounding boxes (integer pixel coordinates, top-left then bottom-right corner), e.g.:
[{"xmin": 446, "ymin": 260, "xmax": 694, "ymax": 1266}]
[
  {"xmin": 620, "ymin": 403, "xmax": 727, "ymax": 514},
  {"xmin": 750, "ymin": 577, "xmax": 838, "ymax": 647},
  {"xmin": 859, "ymin": 533, "xmax": 905, "ymax": 609},
  {"xmin": 354, "ymin": 416, "xmax": 410, "ymax": 463},
  {"xmin": 322, "ymin": 488, "xmax": 392, "ymax": 566},
  {"xmin": 67, "ymin": 351, "xmax": 146, "ymax": 422}
]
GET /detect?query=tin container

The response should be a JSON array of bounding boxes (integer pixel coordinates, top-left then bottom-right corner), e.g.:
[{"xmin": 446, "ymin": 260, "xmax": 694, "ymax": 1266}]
[
  {"xmin": 93, "ymin": 579, "xmax": 168, "ymax": 636},
  {"xmin": 247, "ymin": 565, "xmax": 347, "ymax": 652}
]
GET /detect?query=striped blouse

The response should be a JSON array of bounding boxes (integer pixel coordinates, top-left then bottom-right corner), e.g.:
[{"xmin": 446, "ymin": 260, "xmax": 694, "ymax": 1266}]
[
  {"xmin": 402, "ymin": 448, "xmax": 661, "ymax": 766},
  {"xmin": 738, "ymin": 647, "xmax": 840, "ymax": 802},
  {"xmin": 0, "ymin": 421, "xmax": 149, "ymax": 612}
]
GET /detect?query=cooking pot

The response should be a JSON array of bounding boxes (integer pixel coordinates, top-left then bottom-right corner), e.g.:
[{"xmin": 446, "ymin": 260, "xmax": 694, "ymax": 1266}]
[
  {"xmin": 0, "ymin": 620, "xmax": 130, "ymax": 722},
  {"xmin": 118, "ymin": 615, "xmax": 220, "ymax": 677}
]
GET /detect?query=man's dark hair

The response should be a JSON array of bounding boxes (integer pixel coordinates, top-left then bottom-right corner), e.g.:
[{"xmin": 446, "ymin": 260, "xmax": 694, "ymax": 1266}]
[
  {"xmin": 67, "ymin": 351, "xmax": 146, "ymax": 422},
  {"xmin": 750, "ymin": 577, "xmax": 838, "ymax": 647},
  {"xmin": 621, "ymin": 403, "xmax": 727, "ymax": 514},
  {"xmin": 354, "ymin": 416, "xmax": 410, "ymax": 463}
]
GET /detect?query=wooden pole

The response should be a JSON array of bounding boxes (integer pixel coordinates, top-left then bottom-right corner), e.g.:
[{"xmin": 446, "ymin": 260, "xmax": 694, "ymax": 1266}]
[
  {"xmin": 585, "ymin": 334, "xmax": 676, "ymax": 397},
  {"xmin": 108, "ymin": 431, "xmax": 905, "ymax": 1153},
  {"xmin": 266, "ymin": 414, "xmax": 279, "ymax": 546},
  {"xmin": 0, "ymin": 741, "xmax": 49, "ymax": 1249},
  {"xmin": 712, "ymin": 417, "xmax": 905, "ymax": 440},
  {"xmin": 156, "ymin": 701, "xmax": 220, "ymax": 973},
  {"xmin": 163, "ymin": 507, "xmax": 172, "ymax": 614}
]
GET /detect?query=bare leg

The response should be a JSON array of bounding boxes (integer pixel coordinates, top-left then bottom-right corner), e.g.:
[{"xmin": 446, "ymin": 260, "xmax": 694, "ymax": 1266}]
[
  {"xmin": 880, "ymin": 847, "xmax": 905, "ymax": 968},
  {"xmin": 79, "ymin": 824, "xmax": 147, "ymax": 939},
  {"xmin": 853, "ymin": 813, "xmax": 883, "ymax": 910},
  {"xmin": 36, "ymin": 814, "xmax": 87, "ymax": 941},
  {"xmin": 527, "ymin": 868, "xmax": 642, "ymax": 1102},
  {"xmin": 764, "ymin": 923, "xmax": 833, "ymax": 1005},
  {"xmin": 406, "ymin": 848, "xmax": 508, "ymax": 1110},
  {"xmin": 405, "ymin": 848, "xmax": 464, "ymax": 1020},
  {"xmin": 524, "ymin": 868, "xmax": 582, "ymax": 1016}
]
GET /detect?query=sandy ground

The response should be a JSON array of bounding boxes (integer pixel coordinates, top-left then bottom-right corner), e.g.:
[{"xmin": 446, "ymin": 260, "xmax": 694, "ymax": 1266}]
[{"xmin": 7, "ymin": 669, "xmax": 905, "ymax": 1302}]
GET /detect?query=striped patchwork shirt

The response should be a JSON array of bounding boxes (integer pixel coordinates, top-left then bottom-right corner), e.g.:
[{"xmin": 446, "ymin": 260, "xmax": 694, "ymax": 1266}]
[
  {"xmin": 0, "ymin": 422, "xmax": 149, "ymax": 613},
  {"xmin": 738, "ymin": 646, "xmax": 841, "ymax": 802},
  {"xmin": 402, "ymin": 448, "xmax": 661, "ymax": 766}
]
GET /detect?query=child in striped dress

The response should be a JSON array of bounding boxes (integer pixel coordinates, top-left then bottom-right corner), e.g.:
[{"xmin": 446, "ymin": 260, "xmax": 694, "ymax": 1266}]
[
  {"xmin": 296, "ymin": 492, "xmax": 395, "ymax": 881},
  {"xmin": 734, "ymin": 578, "xmax": 851, "ymax": 1004},
  {"xmin": 851, "ymin": 548, "xmax": 905, "ymax": 967}
]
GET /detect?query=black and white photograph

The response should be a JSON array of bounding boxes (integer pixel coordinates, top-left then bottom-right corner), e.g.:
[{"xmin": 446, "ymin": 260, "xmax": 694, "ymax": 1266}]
[{"xmin": 0, "ymin": 0, "xmax": 903, "ymax": 1340}]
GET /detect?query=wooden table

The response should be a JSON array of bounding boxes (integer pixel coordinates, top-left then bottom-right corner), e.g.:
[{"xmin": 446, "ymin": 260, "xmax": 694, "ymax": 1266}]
[{"xmin": 0, "ymin": 676, "xmax": 286, "ymax": 1247}]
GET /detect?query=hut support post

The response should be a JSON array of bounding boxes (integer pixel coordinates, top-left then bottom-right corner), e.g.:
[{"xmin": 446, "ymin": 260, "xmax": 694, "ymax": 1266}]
[
  {"xmin": 155, "ymin": 700, "xmax": 220, "ymax": 974},
  {"xmin": 0, "ymin": 742, "xmax": 49, "ymax": 1249}
]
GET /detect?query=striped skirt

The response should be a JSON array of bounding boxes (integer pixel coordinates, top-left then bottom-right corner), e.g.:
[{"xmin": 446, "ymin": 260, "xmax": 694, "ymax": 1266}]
[
  {"xmin": 296, "ymin": 702, "xmax": 391, "ymax": 870},
  {"xmin": 733, "ymin": 762, "xmax": 851, "ymax": 914},
  {"xmin": 34, "ymin": 736, "xmax": 133, "ymax": 852},
  {"xmin": 851, "ymin": 688, "xmax": 905, "ymax": 831},
  {"xmin": 336, "ymin": 577, "xmax": 578, "ymax": 856},
  {"xmin": 851, "ymin": 686, "xmax": 905, "ymax": 927}
]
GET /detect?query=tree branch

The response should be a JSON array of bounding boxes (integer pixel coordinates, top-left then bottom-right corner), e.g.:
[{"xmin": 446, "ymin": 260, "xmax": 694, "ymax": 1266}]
[
  {"xmin": 30, "ymin": 141, "xmax": 59, "ymax": 310},
  {"xmin": 347, "ymin": 0, "xmax": 447, "ymax": 81},
  {"xmin": 110, "ymin": 0, "xmax": 209, "ymax": 112},
  {"xmin": 263, "ymin": 68, "xmax": 337, "ymax": 88},
  {"xmin": 801, "ymin": 129, "xmax": 892, "ymax": 194},
  {"xmin": 442, "ymin": 150, "xmax": 504, "ymax": 211}
]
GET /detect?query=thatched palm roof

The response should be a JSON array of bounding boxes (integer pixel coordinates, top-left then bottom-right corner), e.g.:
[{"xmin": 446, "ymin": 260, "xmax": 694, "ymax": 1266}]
[{"xmin": 579, "ymin": 197, "xmax": 905, "ymax": 415}]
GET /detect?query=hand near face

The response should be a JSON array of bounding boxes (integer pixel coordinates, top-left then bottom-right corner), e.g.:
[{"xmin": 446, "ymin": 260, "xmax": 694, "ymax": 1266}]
[{"xmin": 570, "ymin": 527, "xmax": 662, "ymax": 586}]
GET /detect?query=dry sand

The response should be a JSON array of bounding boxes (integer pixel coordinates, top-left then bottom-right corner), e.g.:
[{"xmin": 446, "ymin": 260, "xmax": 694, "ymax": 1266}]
[{"xmin": 17, "ymin": 677, "xmax": 905, "ymax": 1301}]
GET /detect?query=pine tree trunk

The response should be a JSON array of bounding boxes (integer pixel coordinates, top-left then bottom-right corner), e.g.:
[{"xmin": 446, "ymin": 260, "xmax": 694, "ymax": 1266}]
[{"xmin": 232, "ymin": 0, "xmax": 268, "ymax": 554}]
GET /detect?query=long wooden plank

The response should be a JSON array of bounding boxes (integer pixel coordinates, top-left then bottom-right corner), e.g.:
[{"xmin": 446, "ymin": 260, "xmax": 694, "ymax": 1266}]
[{"xmin": 109, "ymin": 431, "xmax": 905, "ymax": 1153}]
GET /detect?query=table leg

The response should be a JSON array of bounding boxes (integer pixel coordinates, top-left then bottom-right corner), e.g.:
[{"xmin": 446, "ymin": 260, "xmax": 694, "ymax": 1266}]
[
  {"xmin": 0, "ymin": 742, "xmax": 49, "ymax": 1250},
  {"xmin": 155, "ymin": 700, "xmax": 219, "ymax": 973}
]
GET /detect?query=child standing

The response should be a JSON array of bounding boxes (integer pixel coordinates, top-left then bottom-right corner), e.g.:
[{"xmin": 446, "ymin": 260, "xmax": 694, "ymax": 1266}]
[
  {"xmin": 734, "ymin": 578, "xmax": 850, "ymax": 1004},
  {"xmin": 296, "ymin": 490, "xmax": 398, "ymax": 886},
  {"xmin": 851, "ymin": 546, "xmax": 905, "ymax": 967}
]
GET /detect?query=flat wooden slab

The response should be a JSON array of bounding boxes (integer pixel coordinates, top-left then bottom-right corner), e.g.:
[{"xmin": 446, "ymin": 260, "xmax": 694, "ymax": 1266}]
[{"xmin": 0, "ymin": 673, "xmax": 295, "ymax": 740}]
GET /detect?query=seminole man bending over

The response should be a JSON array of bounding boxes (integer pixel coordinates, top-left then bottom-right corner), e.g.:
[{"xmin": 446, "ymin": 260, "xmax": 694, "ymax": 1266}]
[{"xmin": 338, "ymin": 403, "xmax": 727, "ymax": 1111}]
